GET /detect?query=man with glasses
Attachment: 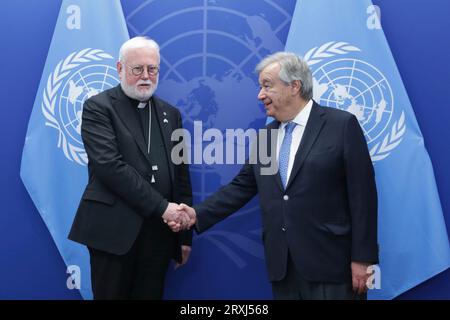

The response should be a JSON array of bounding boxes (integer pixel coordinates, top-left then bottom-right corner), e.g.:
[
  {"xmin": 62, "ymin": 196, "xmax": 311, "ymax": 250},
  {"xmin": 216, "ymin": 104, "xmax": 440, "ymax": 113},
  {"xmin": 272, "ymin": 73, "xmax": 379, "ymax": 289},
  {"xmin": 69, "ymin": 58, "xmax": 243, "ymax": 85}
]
[{"xmin": 69, "ymin": 36, "xmax": 193, "ymax": 299}]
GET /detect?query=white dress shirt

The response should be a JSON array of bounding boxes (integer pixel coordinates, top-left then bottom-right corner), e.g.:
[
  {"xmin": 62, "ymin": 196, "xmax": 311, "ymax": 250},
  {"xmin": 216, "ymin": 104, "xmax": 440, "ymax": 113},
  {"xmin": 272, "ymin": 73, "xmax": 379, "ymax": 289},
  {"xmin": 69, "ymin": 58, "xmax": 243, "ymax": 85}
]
[{"xmin": 276, "ymin": 99, "xmax": 313, "ymax": 183}]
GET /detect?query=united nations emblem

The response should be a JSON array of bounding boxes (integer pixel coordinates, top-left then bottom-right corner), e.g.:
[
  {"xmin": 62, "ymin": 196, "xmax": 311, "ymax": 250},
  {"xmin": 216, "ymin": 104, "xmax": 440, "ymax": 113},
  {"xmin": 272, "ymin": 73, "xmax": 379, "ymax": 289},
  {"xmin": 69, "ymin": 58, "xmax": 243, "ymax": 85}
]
[
  {"xmin": 305, "ymin": 41, "xmax": 405, "ymax": 161},
  {"xmin": 41, "ymin": 48, "xmax": 119, "ymax": 165}
]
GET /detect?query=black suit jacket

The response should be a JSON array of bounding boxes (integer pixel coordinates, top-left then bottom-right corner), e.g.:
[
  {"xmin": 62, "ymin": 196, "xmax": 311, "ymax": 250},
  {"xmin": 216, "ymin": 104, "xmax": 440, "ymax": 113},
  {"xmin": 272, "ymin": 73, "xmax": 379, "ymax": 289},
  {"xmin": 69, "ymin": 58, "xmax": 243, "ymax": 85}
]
[
  {"xmin": 69, "ymin": 85, "xmax": 192, "ymax": 261},
  {"xmin": 195, "ymin": 102, "xmax": 378, "ymax": 282}
]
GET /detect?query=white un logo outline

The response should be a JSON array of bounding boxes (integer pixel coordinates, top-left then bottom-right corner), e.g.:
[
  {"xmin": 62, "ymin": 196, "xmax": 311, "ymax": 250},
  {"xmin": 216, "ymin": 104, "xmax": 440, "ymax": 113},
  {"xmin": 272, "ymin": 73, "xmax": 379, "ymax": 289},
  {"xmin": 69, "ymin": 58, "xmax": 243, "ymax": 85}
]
[
  {"xmin": 42, "ymin": 49, "xmax": 118, "ymax": 165},
  {"xmin": 305, "ymin": 41, "xmax": 406, "ymax": 162},
  {"xmin": 126, "ymin": 3, "xmax": 290, "ymax": 131},
  {"xmin": 126, "ymin": 1, "xmax": 292, "ymax": 267},
  {"xmin": 313, "ymin": 58, "xmax": 394, "ymax": 144}
]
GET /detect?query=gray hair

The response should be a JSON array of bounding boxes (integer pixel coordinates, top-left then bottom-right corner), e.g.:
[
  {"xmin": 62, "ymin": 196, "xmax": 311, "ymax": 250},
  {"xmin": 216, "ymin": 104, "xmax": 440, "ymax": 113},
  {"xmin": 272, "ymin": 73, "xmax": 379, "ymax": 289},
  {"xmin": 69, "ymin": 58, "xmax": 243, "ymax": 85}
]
[
  {"xmin": 119, "ymin": 36, "xmax": 160, "ymax": 63},
  {"xmin": 255, "ymin": 52, "xmax": 313, "ymax": 101}
]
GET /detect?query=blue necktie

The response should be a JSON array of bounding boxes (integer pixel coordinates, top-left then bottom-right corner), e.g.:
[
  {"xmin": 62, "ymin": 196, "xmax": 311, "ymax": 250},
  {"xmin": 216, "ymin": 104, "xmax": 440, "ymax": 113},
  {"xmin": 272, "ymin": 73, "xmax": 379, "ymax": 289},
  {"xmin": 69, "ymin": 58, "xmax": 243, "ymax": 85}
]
[{"xmin": 279, "ymin": 122, "xmax": 296, "ymax": 189}]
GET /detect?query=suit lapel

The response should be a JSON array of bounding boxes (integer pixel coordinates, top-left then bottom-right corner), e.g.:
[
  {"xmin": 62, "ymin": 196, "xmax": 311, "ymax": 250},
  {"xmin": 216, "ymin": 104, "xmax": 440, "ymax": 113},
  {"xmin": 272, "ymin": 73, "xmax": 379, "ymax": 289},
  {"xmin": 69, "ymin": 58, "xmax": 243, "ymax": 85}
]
[
  {"xmin": 111, "ymin": 86, "xmax": 150, "ymax": 163},
  {"xmin": 286, "ymin": 102, "xmax": 326, "ymax": 190},
  {"xmin": 151, "ymin": 96, "xmax": 175, "ymax": 181}
]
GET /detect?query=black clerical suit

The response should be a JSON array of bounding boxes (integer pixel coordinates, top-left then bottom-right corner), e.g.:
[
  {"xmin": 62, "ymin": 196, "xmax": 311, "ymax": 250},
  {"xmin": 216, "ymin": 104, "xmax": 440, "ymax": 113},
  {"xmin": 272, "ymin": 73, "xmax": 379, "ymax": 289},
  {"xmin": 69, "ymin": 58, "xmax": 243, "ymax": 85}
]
[{"xmin": 68, "ymin": 85, "xmax": 192, "ymax": 299}]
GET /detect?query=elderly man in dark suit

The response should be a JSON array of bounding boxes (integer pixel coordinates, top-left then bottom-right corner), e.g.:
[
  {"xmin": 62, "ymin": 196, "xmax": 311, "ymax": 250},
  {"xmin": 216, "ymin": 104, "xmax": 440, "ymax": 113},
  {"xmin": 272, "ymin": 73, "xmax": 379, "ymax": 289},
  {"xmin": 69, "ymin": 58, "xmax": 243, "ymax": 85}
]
[
  {"xmin": 69, "ymin": 37, "xmax": 193, "ymax": 299},
  {"xmin": 175, "ymin": 52, "xmax": 378, "ymax": 300}
]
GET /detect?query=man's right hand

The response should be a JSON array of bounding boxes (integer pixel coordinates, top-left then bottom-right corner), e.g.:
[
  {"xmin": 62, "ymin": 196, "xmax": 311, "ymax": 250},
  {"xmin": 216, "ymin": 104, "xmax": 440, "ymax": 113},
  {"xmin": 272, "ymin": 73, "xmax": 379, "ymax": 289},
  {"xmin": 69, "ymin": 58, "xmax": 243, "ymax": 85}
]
[
  {"xmin": 162, "ymin": 202, "xmax": 190, "ymax": 231},
  {"xmin": 179, "ymin": 203, "xmax": 196, "ymax": 228},
  {"xmin": 164, "ymin": 203, "xmax": 196, "ymax": 232}
]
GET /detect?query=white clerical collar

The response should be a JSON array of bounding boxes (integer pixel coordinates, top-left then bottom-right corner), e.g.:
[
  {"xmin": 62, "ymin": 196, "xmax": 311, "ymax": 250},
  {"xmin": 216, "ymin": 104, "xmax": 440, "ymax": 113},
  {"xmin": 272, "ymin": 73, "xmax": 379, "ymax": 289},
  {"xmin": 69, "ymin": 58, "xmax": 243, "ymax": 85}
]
[{"xmin": 137, "ymin": 102, "xmax": 147, "ymax": 109}]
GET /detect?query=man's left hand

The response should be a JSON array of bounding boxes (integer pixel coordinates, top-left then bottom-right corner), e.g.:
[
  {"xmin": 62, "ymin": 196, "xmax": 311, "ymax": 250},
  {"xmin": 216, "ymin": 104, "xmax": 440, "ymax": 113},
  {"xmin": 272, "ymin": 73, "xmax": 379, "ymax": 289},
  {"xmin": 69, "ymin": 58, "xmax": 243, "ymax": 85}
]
[
  {"xmin": 175, "ymin": 245, "xmax": 191, "ymax": 269},
  {"xmin": 351, "ymin": 261, "xmax": 371, "ymax": 295}
]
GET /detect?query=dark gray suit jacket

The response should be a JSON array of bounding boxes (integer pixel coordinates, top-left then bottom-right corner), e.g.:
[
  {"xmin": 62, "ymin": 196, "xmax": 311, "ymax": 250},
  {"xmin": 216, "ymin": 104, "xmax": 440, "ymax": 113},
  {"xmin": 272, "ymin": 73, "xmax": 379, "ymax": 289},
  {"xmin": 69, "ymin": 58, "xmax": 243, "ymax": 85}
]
[{"xmin": 195, "ymin": 102, "xmax": 378, "ymax": 282}]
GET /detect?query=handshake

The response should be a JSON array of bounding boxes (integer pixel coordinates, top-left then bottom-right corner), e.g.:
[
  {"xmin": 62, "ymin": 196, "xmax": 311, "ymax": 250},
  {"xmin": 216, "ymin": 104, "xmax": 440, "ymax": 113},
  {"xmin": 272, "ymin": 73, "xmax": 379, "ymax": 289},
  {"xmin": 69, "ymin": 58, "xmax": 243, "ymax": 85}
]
[{"xmin": 162, "ymin": 202, "xmax": 196, "ymax": 232}]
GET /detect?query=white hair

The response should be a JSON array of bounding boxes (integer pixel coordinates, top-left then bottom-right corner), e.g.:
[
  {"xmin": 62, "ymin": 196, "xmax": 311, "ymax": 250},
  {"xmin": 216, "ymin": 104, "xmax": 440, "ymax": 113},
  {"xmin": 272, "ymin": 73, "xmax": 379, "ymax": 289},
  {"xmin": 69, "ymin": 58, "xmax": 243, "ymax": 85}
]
[
  {"xmin": 255, "ymin": 52, "xmax": 313, "ymax": 101},
  {"xmin": 119, "ymin": 36, "xmax": 160, "ymax": 63}
]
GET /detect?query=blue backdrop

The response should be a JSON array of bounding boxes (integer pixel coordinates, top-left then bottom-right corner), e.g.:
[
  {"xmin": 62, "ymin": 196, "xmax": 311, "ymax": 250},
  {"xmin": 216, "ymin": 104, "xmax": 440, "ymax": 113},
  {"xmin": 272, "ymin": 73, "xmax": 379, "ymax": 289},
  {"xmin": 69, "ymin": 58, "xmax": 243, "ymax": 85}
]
[{"xmin": 1, "ymin": 0, "xmax": 449, "ymax": 299}]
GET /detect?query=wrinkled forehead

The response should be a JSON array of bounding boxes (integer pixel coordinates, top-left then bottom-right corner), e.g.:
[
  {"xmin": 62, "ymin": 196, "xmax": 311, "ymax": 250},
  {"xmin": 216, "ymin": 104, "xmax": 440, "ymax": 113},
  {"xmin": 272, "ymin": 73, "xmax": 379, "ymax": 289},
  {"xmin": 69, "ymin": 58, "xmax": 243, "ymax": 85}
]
[{"xmin": 259, "ymin": 62, "xmax": 281, "ymax": 83}]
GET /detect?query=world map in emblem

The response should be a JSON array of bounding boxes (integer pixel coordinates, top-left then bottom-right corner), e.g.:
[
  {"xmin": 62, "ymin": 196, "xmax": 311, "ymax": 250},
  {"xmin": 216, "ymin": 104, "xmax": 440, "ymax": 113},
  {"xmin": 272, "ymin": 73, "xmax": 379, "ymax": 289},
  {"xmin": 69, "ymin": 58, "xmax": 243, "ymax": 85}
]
[
  {"xmin": 126, "ymin": 1, "xmax": 294, "ymax": 270},
  {"xmin": 305, "ymin": 41, "xmax": 406, "ymax": 162},
  {"xmin": 42, "ymin": 48, "xmax": 119, "ymax": 165},
  {"xmin": 59, "ymin": 64, "xmax": 119, "ymax": 145},
  {"xmin": 127, "ymin": 1, "xmax": 292, "ymax": 210},
  {"xmin": 313, "ymin": 58, "xmax": 393, "ymax": 144}
]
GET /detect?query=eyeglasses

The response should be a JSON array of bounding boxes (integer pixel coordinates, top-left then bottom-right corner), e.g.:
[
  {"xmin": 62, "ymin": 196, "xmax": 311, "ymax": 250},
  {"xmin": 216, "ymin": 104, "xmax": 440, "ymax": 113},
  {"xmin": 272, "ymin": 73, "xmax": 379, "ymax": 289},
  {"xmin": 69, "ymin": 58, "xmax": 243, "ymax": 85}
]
[{"xmin": 125, "ymin": 64, "xmax": 160, "ymax": 76}]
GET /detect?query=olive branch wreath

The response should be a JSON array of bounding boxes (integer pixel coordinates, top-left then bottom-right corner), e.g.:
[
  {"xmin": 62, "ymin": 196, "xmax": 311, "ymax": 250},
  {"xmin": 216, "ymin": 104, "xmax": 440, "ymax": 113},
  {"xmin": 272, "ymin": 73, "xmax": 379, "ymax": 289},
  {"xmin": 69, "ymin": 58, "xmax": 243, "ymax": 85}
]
[
  {"xmin": 303, "ymin": 41, "xmax": 405, "ymax": 161},
  {"xmin": 41, "ymin": 48, "xmax": 113, "ymax": 165}
]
